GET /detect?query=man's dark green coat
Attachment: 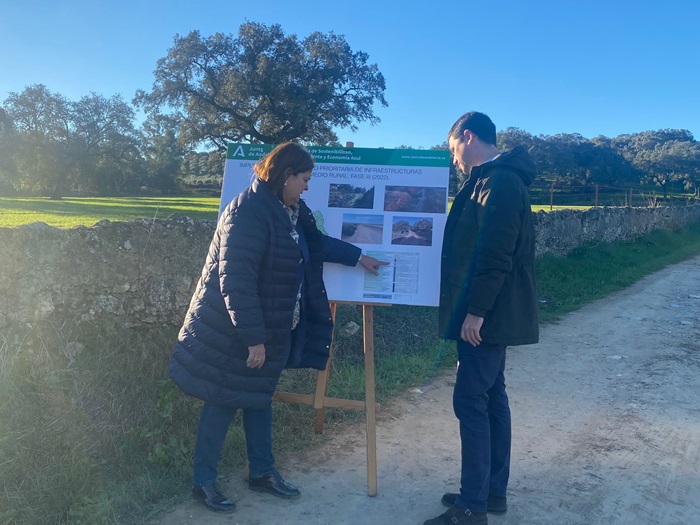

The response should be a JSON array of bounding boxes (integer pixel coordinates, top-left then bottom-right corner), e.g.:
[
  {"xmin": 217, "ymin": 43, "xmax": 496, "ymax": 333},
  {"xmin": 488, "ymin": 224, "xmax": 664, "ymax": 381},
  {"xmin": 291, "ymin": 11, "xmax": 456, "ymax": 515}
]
[{"xmin": 439, "ymin": 146, "xmax": 539, "ymax": 346}]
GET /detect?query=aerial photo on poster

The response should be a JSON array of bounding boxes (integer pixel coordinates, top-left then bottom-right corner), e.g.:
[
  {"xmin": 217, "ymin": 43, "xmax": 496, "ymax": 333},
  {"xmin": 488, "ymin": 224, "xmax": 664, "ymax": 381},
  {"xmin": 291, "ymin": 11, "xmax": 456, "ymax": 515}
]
[
  {"xmin": 383, "ymin": 186, "xmax": 447, "ymax": 213},
  {"xmin": 329, "ymin": 183, "xmax": 376, "ymax": 209}
]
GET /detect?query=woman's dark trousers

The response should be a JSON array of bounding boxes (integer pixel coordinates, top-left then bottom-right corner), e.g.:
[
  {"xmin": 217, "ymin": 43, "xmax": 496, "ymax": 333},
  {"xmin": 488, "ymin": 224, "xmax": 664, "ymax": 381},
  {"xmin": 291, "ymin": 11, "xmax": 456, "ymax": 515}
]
[{"xmin": 192, "ymin": 402, "xmax": 275, "ymax": 486}]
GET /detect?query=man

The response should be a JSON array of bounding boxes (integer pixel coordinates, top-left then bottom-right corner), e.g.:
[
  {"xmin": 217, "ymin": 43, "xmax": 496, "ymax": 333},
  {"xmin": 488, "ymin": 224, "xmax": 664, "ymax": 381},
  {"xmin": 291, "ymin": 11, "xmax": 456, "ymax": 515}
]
[{"xmin": 424, "ymin": 112, "xmax": 539, "ymax": 525}]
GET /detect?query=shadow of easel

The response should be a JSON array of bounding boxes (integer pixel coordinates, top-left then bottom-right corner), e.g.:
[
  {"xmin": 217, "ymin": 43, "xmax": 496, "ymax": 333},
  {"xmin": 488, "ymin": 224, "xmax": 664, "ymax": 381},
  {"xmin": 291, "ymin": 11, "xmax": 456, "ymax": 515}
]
[{"xmin": 273, "ymin": 301, "xmax": 388, "ymax": 496}]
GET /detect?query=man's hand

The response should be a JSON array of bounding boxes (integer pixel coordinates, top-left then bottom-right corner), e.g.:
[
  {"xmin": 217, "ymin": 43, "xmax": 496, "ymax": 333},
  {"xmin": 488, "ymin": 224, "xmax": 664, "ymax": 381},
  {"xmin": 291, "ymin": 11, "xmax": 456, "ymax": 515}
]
[
  {"xmin": 358, "ymin": 254, "xmax": 390, "ymax": 276},
  {"xmin": 461, "ymin": 314, "xmax": 484, "ymax": 347},
  {"xmin": 246, "ymin": 344, "xmax": 266, "ymax": 369}
]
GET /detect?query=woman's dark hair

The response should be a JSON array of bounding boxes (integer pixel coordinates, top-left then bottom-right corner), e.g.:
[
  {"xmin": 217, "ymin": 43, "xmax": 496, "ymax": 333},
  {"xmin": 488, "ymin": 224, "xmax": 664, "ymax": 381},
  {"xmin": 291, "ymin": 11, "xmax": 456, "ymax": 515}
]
[{"xmin": 254, "ymin": 142, "xmax": 315, "ymax": 199}]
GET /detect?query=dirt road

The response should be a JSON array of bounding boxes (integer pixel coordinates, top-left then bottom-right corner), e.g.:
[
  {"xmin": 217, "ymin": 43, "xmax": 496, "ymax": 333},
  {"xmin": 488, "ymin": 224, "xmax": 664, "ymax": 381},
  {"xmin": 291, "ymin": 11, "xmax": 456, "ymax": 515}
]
[
  {"xmin": 156, "ymin": 254, "xmax": 700, "ymax": 525},
  {"xmin": 343, "ymin": 224, "xmax": 383, "ymax": 244}
]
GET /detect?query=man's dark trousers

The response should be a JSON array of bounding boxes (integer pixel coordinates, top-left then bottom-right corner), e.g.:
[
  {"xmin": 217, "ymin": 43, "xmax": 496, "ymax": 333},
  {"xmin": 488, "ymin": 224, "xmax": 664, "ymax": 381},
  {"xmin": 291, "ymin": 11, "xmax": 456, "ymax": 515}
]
[{"xmin": 453, "ymin": 341, "xmax": 511, "ymax": 512}]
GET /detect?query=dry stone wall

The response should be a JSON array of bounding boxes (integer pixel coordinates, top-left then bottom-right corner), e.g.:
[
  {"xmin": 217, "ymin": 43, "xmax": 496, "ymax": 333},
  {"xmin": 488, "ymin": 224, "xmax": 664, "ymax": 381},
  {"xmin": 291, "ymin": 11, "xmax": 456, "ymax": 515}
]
[
  {"xmin": 1, "ymin": 206, "xmax": 699, "ymax": 353},
  {"xmin": 0, "ymin": 216, "xmax": 215, "ymax": 354},
  {"xmin": 534, "ymin": 205, "xmax": 700, "ymax": 256}
]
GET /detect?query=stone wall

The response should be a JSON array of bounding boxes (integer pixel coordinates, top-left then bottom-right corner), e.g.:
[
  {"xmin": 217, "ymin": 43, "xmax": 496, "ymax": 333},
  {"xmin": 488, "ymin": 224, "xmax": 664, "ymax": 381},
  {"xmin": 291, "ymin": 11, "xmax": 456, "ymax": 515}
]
[
  {"xmin": 534, "ymin": 205, "xmax": 700, "ymax": 256},
  {"xmin": 0, "ymin": 216, "xmax": 215, "ymax": 353},
  {"xmin": 1, "ymin": 206, "xmax": 699, "ymax": 352}
]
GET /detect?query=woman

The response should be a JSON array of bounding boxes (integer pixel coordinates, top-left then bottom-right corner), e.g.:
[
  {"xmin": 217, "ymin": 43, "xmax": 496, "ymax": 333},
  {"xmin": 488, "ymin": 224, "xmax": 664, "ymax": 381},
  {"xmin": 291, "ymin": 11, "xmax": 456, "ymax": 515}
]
[{"xmin": 169, "ymin": 142, "xmax": 387, "ymax": 513}]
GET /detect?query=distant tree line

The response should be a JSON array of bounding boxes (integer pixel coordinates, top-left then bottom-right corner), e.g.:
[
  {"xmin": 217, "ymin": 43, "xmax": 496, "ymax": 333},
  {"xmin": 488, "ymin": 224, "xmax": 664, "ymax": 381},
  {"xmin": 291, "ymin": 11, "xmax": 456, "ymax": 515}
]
[
  {"xmin": 0, "ymin": 83, "xmax": 214, "ymax": 198},
  {"xmin": 500, "ymin": 128, "xmax": 700, "ymax": 202},
  {"xmin": 434, "ymin": 128, "xmax": 700, "ymax": 203},
  {"xmin": 0, "ymin": 21, "xmax": 698, "ymax": 202}
]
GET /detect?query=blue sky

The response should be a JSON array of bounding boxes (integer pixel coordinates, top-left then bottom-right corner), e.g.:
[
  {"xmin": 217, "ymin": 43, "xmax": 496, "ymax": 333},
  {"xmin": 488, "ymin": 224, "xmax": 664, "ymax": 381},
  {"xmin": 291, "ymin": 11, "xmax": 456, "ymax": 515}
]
[{"xmin": 1, "ymin": 0, "xmax": 698, "ymax": 149}]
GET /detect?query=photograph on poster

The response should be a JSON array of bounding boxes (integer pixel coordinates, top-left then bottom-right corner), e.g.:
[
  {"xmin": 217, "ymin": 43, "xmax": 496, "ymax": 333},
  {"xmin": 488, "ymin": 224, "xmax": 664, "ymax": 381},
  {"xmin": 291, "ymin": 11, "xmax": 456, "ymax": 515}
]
[
  {"xmin": 328, "ymin": 183, "xmax": 375, "ymax": 209},
  {"xmin": 383, "ymin": 186, "xmax": 447, "ymax": 213},
  {"xmin": 391, "ymin": 217, "xmax": 433, "ymax": 246},
  {"xmin": 341, "ymin": 214, "xmax": 384, "ymax": 244}
]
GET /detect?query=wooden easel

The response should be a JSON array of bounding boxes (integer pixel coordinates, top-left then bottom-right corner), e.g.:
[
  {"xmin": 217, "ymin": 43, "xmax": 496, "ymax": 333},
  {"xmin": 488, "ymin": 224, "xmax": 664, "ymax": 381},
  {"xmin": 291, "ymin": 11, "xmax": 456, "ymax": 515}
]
[{"xmin": 273, "ymin": 301, "xmax": 387, "ymax": 496}]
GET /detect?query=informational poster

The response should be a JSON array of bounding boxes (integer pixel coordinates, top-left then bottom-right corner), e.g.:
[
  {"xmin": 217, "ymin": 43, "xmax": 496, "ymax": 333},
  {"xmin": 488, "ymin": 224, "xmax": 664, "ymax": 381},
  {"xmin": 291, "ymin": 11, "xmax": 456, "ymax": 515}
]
[{"xmin": 220, "ymin": 144, "xmax": 450, "ymax": 306}]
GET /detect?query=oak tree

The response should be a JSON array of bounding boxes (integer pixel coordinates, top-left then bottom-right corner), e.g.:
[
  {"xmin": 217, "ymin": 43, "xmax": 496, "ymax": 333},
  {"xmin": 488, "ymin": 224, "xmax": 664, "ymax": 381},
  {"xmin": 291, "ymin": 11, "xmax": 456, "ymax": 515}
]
[{"xmin": 135, "ymin": 22, "xmax": 388, "ymax": 149}]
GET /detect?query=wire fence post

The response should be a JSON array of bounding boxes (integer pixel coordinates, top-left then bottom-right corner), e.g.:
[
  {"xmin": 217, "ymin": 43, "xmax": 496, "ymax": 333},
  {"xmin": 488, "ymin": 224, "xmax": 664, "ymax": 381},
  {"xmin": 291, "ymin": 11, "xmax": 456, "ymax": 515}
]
[
  {"xmin": 595, "ymin": 184, "xmax": 599, "ymax": 207},
  {"xmin": 527, "ymin": 182, "xmax": 693, "ymax": 209},
  {"xmin": 549, "ymin": 183, "xmax": 554, "ymax": 211}
]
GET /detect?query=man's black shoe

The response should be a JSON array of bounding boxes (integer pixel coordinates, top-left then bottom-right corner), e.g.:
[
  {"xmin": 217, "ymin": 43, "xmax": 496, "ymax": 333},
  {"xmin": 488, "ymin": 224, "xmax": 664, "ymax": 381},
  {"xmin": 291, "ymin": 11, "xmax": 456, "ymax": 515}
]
[
  {"xmin": 441, "ymin": 493, "xmax": 507, "ymax": 514},
  {"xmin": 423, "ymin": 506, "xmax": 487, "ymax": 525},
  {"xmin": 248, "ymin": 469, "xmax": 301, "ymax": 499},
  {"xmin": 192, "ymin": 480, "xmax": 236, "ymax": 513}
]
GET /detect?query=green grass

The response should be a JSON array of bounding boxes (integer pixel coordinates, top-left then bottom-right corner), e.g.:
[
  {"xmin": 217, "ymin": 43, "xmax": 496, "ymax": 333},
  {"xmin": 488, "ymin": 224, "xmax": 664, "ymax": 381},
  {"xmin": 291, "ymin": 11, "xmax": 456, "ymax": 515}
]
[
  {"xmin": 0, "ymin": 197, "xmax": 591, "ymax": 229},
  {"xmin": 536, "ymin": 222, "xmax": 700, "ymax": 323},
  {"xmin": 3, "ymin": 209, "xmax": 700, "ymax": 524},
  {"xmin": 447, "ymin": 198, "xmax": 590, "ymax": 213},
  {"xmin": 0, "ymin": 197, "xmax": 219, "ymax": 228},
  {"xmin": 532, "ymin": 204, "xmax": 591, "ymax": 212}
]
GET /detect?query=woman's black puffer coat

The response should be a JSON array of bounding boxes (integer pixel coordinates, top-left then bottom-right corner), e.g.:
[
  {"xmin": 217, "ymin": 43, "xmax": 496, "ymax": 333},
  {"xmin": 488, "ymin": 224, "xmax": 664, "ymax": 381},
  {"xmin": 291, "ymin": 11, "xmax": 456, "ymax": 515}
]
[{"xmin": 169, "ymin": 178, "xmax": 360, "ymax": 409}]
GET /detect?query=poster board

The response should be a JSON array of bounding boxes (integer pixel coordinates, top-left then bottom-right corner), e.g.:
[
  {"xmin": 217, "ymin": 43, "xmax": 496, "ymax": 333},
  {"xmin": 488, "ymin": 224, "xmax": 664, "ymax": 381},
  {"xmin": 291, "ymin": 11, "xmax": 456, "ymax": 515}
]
[{"xmin": 220, "ymin": 144, "xmax": 450, "ymax": 307}]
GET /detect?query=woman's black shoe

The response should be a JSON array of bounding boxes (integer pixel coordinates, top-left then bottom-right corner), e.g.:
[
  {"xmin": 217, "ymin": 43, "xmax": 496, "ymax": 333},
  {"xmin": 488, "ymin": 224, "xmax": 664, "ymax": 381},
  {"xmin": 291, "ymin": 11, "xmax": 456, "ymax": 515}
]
[
  {"xmin": 192, "ymin": 480, "xmax": 236, "ymax": 513},
  {"xmin": 248, "ymin": 469, "xmax": 301, "ymax": 499}
]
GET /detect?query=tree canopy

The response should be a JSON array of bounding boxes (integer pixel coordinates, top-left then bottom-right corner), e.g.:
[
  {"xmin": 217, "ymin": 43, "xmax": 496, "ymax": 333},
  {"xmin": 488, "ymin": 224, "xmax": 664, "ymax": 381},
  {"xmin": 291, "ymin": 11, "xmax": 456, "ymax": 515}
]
[
  {"xmin": 2, "ymin": 85, "xmax": 141, "ymax": 197},
  {"xmin": 135, "ymin": 22, "xmax": 388, "ymax": 149}
]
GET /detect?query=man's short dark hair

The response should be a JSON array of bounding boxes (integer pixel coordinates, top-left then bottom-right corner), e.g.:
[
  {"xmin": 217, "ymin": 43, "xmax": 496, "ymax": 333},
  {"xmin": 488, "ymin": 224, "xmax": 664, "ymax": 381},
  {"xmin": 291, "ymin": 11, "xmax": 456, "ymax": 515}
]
[{"xmin": 448, "ymin": 111, "xmax": 497, "ymax": 146}]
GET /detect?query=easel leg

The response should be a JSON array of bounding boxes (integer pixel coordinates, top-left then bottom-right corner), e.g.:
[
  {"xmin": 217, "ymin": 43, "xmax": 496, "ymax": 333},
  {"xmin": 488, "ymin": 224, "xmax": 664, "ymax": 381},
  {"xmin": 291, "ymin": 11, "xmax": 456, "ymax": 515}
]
[
  {"xmin": 314, "ymin": 302, "xmax": 337, "ymax": 434},
  {"xmin": 274, "ymin": 301, "xmax": 385, "ymax": 496},
  {"xmin": 363, "ymin": 304, "xmax": 378, "ymax": 496}
]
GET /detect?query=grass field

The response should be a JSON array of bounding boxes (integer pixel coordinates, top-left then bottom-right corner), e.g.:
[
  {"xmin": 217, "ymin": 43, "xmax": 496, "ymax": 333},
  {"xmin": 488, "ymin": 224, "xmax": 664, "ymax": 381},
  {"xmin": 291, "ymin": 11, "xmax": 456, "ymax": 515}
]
[
  {"xmin": 532, "ymin": 204, "xmax": 591, "ymax": 212},
  {"xmin": 0, "ymin": 196, "xmax": 592, "ymax": 229},
  {"xmin": 0, "ymin": 196, "xmax": 220, "ymax": 228}
]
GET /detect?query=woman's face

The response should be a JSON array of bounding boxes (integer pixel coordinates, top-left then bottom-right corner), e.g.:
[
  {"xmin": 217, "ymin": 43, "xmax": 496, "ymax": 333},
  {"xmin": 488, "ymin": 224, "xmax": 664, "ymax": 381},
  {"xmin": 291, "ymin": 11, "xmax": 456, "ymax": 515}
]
[{"xmin": 282, "ymin": 170, "xmax": 312, "ymax": 206}]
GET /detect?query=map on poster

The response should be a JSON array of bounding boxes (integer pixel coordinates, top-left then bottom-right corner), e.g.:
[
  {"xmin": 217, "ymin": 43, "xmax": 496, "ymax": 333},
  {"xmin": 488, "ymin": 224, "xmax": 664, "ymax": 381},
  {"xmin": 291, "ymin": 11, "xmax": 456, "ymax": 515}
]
[{"xmin": 219, "ymin": 143, "xmax": 450, "ymax": 306}]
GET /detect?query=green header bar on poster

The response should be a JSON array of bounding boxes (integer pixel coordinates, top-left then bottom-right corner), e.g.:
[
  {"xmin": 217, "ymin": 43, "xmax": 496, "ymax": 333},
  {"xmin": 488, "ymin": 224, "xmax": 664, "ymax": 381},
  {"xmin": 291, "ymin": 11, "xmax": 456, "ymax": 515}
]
[{"xmin": 226, "ymin": 143, "xmax": 450, "ymax": 167}]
